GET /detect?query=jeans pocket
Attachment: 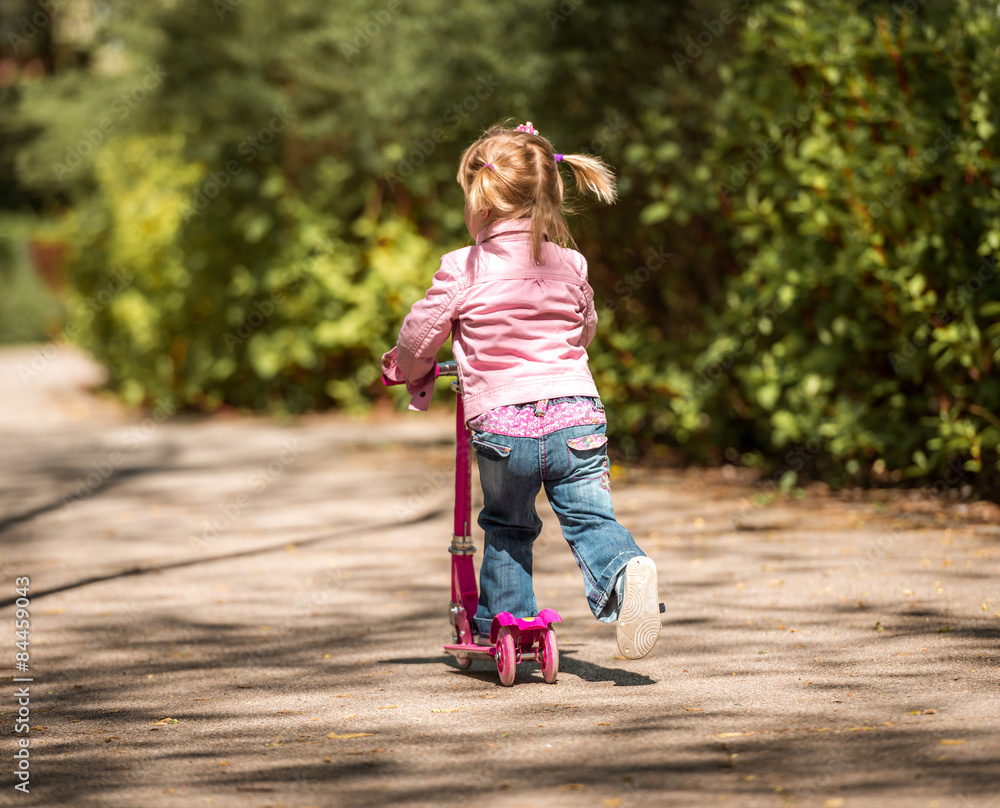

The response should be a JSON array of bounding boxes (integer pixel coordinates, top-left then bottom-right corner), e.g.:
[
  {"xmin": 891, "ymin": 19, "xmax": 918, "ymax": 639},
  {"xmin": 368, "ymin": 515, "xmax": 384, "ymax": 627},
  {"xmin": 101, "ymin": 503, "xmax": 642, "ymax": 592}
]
[
  {"xmin": 472, "ymin": 434, "xmax": 513, "ymax": 460},
  {"xmin": 566, "ymin": 434, "xmax": 608, "ymax": 452},
  {"xmin": 566, "ymin": 433, "xmax": 610, "ymax": 486}
]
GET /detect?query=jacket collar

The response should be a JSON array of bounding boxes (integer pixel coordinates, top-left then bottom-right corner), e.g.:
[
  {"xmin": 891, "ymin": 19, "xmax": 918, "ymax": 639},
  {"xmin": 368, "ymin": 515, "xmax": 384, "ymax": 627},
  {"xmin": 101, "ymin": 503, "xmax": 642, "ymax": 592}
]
[{"xmin": 476, "ymin": 218, "xmax": 533, "ymax": 246}]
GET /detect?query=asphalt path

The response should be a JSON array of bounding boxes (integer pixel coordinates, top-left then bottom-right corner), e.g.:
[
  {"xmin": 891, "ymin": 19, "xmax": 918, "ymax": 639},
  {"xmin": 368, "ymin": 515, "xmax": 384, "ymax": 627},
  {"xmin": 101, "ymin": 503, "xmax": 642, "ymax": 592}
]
[{"xmin": 1, "ymin": 345, "xmax": 999, "ymax": 808}]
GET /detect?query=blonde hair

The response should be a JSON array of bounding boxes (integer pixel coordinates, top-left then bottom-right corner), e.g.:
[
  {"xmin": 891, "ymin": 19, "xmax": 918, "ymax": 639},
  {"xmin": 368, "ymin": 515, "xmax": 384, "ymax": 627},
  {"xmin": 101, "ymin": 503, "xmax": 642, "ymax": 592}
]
[{"xmin": 456, "ymin": 122, "xmax": 617, "ymax": 264}]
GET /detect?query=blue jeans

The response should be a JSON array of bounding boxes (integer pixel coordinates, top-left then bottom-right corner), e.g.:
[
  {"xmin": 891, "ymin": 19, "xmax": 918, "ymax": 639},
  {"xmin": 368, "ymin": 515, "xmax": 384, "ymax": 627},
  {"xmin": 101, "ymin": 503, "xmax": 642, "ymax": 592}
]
[{"xmin": 470, "ymin": 422, "xmax": 645, "ymax": 635}]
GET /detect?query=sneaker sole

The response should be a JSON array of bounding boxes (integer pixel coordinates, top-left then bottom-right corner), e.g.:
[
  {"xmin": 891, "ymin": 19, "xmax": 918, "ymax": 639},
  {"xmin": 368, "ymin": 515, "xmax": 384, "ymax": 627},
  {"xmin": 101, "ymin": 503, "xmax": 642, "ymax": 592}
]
[{"xmin": 616, "ymin": 557, "xmax": 660, "ymax": 659}]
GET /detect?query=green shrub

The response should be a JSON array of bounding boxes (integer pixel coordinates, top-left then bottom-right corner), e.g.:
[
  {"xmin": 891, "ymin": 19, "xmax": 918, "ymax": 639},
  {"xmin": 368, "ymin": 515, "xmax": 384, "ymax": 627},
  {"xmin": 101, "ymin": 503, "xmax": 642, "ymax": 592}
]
[
  {"xmin": 57, "ymin": 134, "xmax": 437, "ymax": 412},
  {"xmin": 605, "ymin": 0, "xmax": 1000, "ymax": 491}
]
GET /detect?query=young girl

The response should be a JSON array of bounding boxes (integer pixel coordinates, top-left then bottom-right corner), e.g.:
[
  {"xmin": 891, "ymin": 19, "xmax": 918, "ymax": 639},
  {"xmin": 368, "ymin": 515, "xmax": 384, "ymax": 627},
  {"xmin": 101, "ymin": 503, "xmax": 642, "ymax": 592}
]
[{"xmin": 381, "ymin": 121, "xmax": 660, "ymax": 659}]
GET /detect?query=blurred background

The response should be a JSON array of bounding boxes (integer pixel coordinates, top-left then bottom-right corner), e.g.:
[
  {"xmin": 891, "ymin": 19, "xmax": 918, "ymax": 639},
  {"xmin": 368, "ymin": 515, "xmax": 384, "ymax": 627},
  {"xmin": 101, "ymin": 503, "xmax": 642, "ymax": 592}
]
[{"xmin": 1, "ymin": 0, "xmax": 998, "ymax": 496}]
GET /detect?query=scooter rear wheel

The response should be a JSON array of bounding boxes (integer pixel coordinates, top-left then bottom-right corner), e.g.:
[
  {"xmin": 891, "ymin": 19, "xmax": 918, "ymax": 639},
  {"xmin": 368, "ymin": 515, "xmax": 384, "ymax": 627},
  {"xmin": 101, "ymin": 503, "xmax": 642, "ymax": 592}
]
[
  {"xmin": 539, "ymin": 628, "xmax": 559, "ymax": 684},
  {"xmin": 454, "ymin": 611, "xmax": 474, "ymax": 669},
  {"xmin": 496, "ymin": 627, "xmax": 516, "ymax": 687}
]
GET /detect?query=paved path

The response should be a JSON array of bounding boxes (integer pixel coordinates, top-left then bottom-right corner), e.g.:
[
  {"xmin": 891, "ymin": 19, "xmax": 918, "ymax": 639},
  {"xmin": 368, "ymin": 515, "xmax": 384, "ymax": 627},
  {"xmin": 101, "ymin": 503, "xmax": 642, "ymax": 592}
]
[{"xmin": 1, "ymin": 344, "xmax": 999, "ymax": 808}]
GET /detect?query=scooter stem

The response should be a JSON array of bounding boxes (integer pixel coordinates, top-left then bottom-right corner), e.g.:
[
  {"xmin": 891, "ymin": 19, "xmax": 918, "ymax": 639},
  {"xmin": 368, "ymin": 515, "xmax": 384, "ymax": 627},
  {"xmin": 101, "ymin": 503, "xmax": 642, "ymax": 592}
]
[
  {"xmin": 452, "ymin": 391, "xmax": 473, "ymax": 546},
  {"xmin": 449, "ymin": 382, "xmax": 479, "ymax": 630}
]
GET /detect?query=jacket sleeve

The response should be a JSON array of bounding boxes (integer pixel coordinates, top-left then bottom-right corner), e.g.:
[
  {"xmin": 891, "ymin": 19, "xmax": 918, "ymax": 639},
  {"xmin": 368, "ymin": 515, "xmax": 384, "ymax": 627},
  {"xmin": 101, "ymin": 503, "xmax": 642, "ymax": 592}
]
[
  {"xmin": 380, "ymin": 257, "xmax": 461, "ymax": 411},
  {"xmin": 579, "ymin": 256, "xmax": 598, "ymax": 349}
]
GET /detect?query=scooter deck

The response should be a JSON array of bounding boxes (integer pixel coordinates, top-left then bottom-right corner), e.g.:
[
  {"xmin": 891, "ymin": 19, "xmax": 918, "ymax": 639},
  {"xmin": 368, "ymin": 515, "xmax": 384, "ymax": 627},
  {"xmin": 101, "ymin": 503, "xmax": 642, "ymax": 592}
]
[{"xmin": 442, "ymin": 643, "xmax": 495, "ymax": 661}]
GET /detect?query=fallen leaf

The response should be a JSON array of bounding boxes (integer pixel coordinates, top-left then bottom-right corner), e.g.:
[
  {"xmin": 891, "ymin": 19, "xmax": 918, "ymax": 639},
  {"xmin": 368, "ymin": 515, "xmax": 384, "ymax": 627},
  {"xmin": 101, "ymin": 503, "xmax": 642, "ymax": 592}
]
[
  {"xmin": 379, "ymin": 705, "xmax": 398, "ymax": 709},
  {"xmin": 939, "ymin": 739, "xmax": 965, "ymax": 745},
  {"xmin": 431, "ymin": 708, "xmax": 464, "ymax": 713},
  {"xmin": 823, "ymin": 800, "xmax": 845, "ymax": 808},
  {"xmin": 558, "ymin": 784, "xmax": 586, "ymax": 790},
  {"xmin": 152, "ymin": 718, "xmax": 179, "ymax": 725},
  {"xmin": 684, "ymin": 707, "xmax": 704, "ymax": 712},
  {"xmin": 602, "ymin": 799, "xmax": 623, "ymax": 807},
  {"xmin": 327, "ymin": 732, "xmax": 374, "ymax": 740},
  {"xmin": 596, "ymin": 722, "xmax": 612, "ymax": 726}
]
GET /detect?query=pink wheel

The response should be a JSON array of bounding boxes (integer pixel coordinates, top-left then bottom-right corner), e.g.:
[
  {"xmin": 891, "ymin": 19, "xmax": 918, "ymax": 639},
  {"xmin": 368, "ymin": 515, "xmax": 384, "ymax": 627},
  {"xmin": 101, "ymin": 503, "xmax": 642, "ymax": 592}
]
[
  {"xmin": 495, "ymin": 627, "xmax": 516, "ymax": 687},
  {"xmin": 539, "ymin": 628, "xmax": 559, "ymax": 684}
]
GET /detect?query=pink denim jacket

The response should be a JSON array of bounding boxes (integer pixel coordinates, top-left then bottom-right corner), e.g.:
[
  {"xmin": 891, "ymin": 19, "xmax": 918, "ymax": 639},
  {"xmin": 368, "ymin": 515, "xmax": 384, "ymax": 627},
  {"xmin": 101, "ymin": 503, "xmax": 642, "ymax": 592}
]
[{"xmin": 381, "ymin": 218, "xmax": 600, "ymax": 420}]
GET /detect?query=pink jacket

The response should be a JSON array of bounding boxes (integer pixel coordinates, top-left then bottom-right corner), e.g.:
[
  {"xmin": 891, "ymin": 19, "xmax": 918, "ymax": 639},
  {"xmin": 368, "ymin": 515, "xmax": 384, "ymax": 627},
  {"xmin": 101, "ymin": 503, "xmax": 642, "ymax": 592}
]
[{"xmin": 381, "ymin": 218, "xmax": 600, "ymax": 420}]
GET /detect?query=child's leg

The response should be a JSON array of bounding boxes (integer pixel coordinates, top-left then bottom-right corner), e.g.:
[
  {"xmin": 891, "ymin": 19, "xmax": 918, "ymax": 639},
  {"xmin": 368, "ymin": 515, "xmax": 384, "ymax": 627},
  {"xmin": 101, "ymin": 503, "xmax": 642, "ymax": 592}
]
[
  {"xmin": 540, "ymin": 425, "xmax": 647, "ymax": 623},
  {"xmin": 470, "ymin": 431, "xmax": 543, "ymax": 636}
]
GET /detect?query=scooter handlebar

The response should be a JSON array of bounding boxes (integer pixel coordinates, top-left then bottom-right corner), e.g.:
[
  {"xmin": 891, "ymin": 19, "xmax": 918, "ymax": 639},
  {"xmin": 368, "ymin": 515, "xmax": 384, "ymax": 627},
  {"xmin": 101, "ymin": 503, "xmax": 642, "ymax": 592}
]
[{"xmin": 381, "ymin": 360, "xmax": 457, "ymax": 387}]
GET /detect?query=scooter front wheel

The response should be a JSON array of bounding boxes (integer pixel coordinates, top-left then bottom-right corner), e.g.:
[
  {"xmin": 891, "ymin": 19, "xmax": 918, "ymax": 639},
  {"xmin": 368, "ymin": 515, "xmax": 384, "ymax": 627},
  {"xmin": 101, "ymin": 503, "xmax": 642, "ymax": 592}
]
[
  {"xmin": 495, "ymin": 627, "xmax": 516, "ymax": 687},
  {"xmin": 539, "ymin": 628, "xmax": 559, "ymax": 684}
]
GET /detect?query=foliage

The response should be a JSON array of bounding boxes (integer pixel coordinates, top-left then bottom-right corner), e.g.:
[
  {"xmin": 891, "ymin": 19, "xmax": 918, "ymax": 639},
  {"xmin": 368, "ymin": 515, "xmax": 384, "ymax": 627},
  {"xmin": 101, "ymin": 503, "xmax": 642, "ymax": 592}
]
[
  {"xmin": 601, "ymin": 0, "xmax": 1000, "ymax": 491},
  {"xmin": 3, "ymin": 0, "xmax": 999, "ymax": 493}
]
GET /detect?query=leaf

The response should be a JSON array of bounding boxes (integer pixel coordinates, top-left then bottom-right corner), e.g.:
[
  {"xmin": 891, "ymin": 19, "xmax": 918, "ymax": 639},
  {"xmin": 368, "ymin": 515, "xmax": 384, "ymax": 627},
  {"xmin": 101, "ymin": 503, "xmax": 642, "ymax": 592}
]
[
  {"xmin": 939, "ymin": 739, "xmax": 965, "ymax": 745},
  {"xmin": 558, "ymin": 784, "xmax": 586, "ymax": 791},
  {"xmin": 430, "ymin": 708, "xmax": 464, "ymax": 713},
  {"xmin": 326, "ymin": 732, "xmax": 374, "ymax": 740},
  {"xmin": 153, "ymin": 717, "xmax": 179, "ymax": 725}
]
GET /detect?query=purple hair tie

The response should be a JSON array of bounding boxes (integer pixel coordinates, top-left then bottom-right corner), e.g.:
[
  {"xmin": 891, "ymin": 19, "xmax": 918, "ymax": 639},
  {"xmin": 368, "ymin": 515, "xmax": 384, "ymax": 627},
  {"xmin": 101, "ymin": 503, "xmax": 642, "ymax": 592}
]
[
  {"xmin": 482, "ymin": 162, "xmax": 494, "ymax": 171},
  {"xmin": 553, "ymin": 153, "xmax": 564, "ymax": 162}
]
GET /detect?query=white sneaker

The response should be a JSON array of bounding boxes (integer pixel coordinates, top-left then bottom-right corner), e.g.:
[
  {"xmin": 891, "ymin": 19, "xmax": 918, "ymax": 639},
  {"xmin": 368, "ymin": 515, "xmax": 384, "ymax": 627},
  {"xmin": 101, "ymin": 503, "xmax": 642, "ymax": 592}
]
[{"xmin": 616, "ymin": 557, "xmax": 660, "ymax": 659}]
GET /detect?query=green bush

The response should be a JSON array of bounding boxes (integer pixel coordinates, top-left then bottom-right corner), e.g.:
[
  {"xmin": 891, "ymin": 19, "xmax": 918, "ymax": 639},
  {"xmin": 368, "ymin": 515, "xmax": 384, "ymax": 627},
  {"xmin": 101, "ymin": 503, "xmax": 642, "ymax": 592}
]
[
  {"xmin": 8, "ymin": 0, "xmax": 999, "ymax": 495},
  {"xmin": 57, "ymin": 134, "xmax": 437, "ymax": 412},
  {"xmin": 597, "ymin": 0, "xmax": 1000, "ymax": 491}
]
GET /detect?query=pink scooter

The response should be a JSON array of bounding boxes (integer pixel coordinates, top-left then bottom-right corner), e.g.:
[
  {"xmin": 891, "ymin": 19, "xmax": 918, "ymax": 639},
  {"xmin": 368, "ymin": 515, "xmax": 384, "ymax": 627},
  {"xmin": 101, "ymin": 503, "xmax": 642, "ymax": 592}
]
[{"xmin": 385, "ymin": 360, "xmax": 561, "ymax": 686}]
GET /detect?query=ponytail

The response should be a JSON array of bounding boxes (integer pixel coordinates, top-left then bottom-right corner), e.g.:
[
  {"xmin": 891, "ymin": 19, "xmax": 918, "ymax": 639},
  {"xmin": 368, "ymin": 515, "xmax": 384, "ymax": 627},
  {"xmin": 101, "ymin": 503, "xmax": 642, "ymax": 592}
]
[{"xmin": 558, "ymin": 153, "xmax": 618, "ymax": 205}]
